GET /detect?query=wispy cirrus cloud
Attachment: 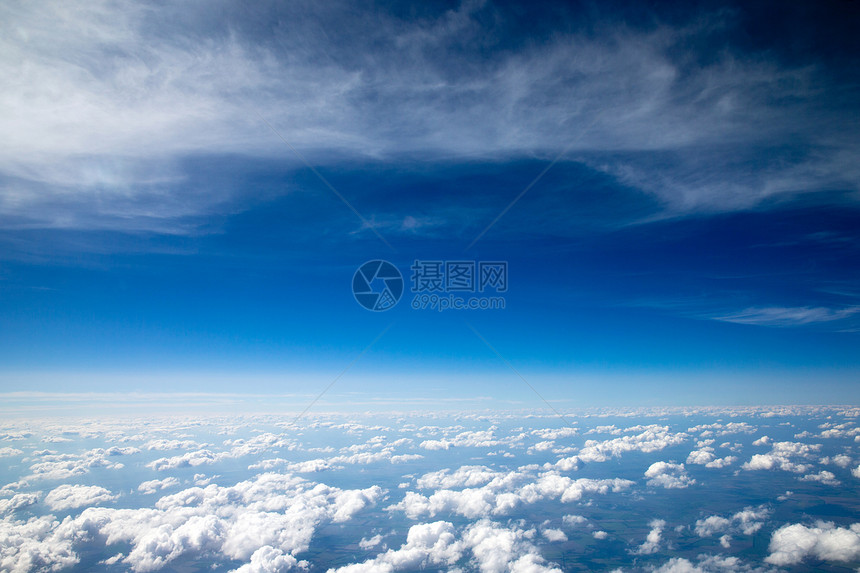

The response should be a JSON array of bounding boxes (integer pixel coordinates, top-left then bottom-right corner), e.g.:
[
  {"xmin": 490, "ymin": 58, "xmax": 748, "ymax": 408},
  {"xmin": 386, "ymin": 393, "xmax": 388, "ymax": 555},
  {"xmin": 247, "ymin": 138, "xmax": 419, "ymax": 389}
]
[
  {"xmin": 2, "ymin": 0, "xmax": 858, "ymax": 234},
  {"xmin": 714, "ymin": 305, "xmax": 860, "ymax": 327}
]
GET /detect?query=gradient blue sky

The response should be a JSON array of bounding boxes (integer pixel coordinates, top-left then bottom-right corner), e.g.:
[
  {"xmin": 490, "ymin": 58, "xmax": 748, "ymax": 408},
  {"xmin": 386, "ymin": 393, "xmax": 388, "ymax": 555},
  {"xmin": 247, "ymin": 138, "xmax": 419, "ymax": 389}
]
[{"xmin": 1, "ymin": 0, "xmax": 859, "ymax": 406}]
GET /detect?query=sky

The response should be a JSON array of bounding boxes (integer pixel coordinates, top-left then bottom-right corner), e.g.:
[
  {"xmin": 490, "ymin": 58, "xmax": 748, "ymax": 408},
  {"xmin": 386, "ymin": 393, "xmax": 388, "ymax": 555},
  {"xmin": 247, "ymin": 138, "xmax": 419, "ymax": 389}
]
[{"xmin": 1, "ymin": 0, "xmax": 859, "ymax": 408}]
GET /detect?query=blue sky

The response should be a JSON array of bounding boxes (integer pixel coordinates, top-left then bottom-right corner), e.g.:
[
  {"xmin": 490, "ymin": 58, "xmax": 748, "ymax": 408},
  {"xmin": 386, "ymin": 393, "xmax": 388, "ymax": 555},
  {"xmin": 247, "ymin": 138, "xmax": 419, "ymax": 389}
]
[{"xmin": 1, "ymin": 0, "xmax": 859, "ymax": 406}]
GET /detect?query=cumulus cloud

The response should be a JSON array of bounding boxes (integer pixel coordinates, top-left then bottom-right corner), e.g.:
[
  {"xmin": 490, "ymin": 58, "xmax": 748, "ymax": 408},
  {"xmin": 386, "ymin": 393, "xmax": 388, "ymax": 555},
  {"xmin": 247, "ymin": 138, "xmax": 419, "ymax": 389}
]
[
  {"xmin": 633, "ymin": 519, "xmax": 666, "ymax": 555},
  {"xmin": 328, "ymin": 521, "xmax": 463, "ymax": 572},
  {"xmin": 391, "ymin": 468, "xmax": 632, "ymax": 520},
  {"xmin": 0, "ymin": 492, "xmax": 39, "ymax": 515},
  {"xmin": 644, "ymin": 462, "xmax": 695, "ymax": 489},
  {"xmin": 798, "ymin": 470, "xmax": 840, "ymax": 486},
  {"xmin": 650, "ymin": 554, "xmax": 769, "ymax": 572},
  {"xmin": 766, "ymin": 521, "xmax": 860, "ymax": 566},
  {"xmin": 44, "ymin": 484, "xmax": 118, "ymax": 511},
  {"xmin": 0, "ymin": 515, "xmax": 79, "ymax": 572},
  {"xmin": 26, "ymin": 447, "xmax": 127, "ymax": 481},
  {"xmin": 570, "ymin": 425, "xmax": 689, "ymax": 465},
  {"xmin": 741, "ymin": 441, "xmax": 821, "ymax": 473},
  {"xmin": 0, "ymin": 471, "xmax": 384, "ymax": 572},
  {"xmin": 137, "ymin": 477, "xmax": 180, "ymax": 495},
  {"xmin": 694, "ymin": 506, "xmax": 770, "ymax": 543},
  {"xmin": 329, "ymin": 519, "xmax": 563, "ymax": 573}
]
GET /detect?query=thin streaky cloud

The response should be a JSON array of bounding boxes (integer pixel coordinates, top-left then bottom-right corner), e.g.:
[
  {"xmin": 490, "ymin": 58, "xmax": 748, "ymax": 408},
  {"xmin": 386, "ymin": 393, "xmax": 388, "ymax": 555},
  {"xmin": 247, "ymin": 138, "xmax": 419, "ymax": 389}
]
[
  {"xmin": 714, "ymin": 306, "xmax": 860, "ymax": 328},
  {"xmin": 1, "ymin": 1, "xmax": 857, "ymax": 235}
]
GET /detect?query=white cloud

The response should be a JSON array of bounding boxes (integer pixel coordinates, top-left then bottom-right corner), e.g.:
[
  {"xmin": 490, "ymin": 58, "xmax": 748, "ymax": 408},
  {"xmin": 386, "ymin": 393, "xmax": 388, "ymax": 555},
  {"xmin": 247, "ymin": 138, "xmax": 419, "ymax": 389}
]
[
  {"xmin": 0, "ymin": 515, "xmax": 79, "ymax": 572},
  {"xmin": 633, "ymin": 519, "xmax": 666, "ymax": 555},
  {"xmin": 819, "ymin": 454, "xmax": 852, "ymax": 468},
  {"xmin": 741, "ymin": 441, "xmax": 821, "ymax": 473},
  {"xmin": 2, "ymin": 0, "xmax": 855, "ymax": 236},
  {"xmin": 715, "ymin": 306, "xmax": 860, "ymax": 328},
  {"xmin": 26, "ymin": 447, "xmax": 126, "ymax": 481},
  {"xmin": 562, "ymin": 514, "xmax": 588, "ymax": 526},
  {"xmin": 358, "ymin": 534, "xmax": 383, "ymax": 550},
  {"xmin": 230, "ymin": 546, "xmax": 307, "ymax": 573},
  {"xmin": 0, "ymin": 447, "xmax": 24, "ymax": 457},
  {"xmin": 0, "ymin": 493, "xmax": 39, "ymax": 515},
  {"xmin": 695, "ymin": 506, "xmax": 771, "ymax": 540},
  {"xmin": 542, "ymin": 528, "xmax": 567, "ymax": 542},
  {"xmin": 798, "ymin": 470, "xmax": 840, "ymax": 486},
  {"xmin": 650, "ymin": 554, "xmax": 766, "ymax": 572},
  {"xmin": 44, "ymin": 484, "xmax": 117, "ymax": 511},
  {"xmin": 644, "ymin": 462, "xmax": 695, "ymax": 489},
  {"xmin": 416, "ymin": 466, "xmax": 506, "ymax": 490},
  {"xmin": 328, "ymin": 521, "xmax": 464, "ymax": 572},
  {"xmin": 574, "ymin": 425, "xmax": 689, "ymax": 464},
  {"xmin": 146, "ymin": 449, "xmax": 226, "ymax": 471},
  {"xmin": 390, "ymin": 468, "xmax": 632, "ymax": 520},
  {"xmin": 11, "ymin": 471, "xmax": 386, "ymax": 573},
  {"xmin": 766, "ymin": 521, "xmax": 860, "ymax": 566},
  {"xmin": 137, "ymin": 477, "xmax": 180, "ymax": 495},
  {"xmin": 464, "ymin": 520, "xmax": 562, "ymax": 573}
]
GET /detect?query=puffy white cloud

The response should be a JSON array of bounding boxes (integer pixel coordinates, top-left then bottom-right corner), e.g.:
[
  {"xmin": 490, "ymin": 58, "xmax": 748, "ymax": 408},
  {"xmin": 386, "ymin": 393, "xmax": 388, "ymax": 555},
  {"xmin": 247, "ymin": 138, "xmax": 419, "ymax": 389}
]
[
  {"xmin": 644, "ymin": 462, "xmax": 695, "ymax": 489},
  {"xmin": 592, "ymin": 531, "xmax": 609, "ymax": 540},
  {"xmin": 419, "ymin": 429, "xmax": 503, "ymax": 451},
  {"xmin": 694, "ymin": 516, "xmax": 731, "ymax": 538},
  {"xmin": 138, "ymin": 477, "xmax": 180, "ymax": 495},
  {"xmin": 633, "ymin": 519, "xmax": 666, "ymax": 555},
  {"xmin": 650, "ymin": 554, "xmax": 765, "ymax": 572},
  {"xmin": 464, "ymin": 520, "xmax": 562, "ymax": 573},
  {"xmin": 766, "ymin": 521, "xmax": 860, "ymax": 566},
  {"xmin": 796, "ymin": 470, "xmax": 839, "ymax": 486},
  {"xmin": 6, "ymin": 471, "xmax": 384, "ymax": 573},
  {"xmin": 142, "ymin": 439, "xmax": 206, "ymax": 451},
  {"xmin": 26, "ymin": 448, "xmax": 126, "ymax": 481},
  {"xmin": 694, "ymin": 506, "xmax": 771, "ymax": 542},
  {"xmin": 0, "ymin": 493, "xmax": 39, "ymax": 515},
  {"xmin": 328, "ymin": 521, "xmax": 463, "ymax": 572},
  {"xmin": 820, "ymin": 454, "xmax": 852, "ymax": 468},
  {"xmin": 685, "ymin": 449, "xmax": 738, "ymax": 469},
  {"xmin": 687, "ymin": 423, "xmax": 756, "ymax": 437},
  {"xmin": 576, "ymin": 426, "xmax": 689, "ymax": 464},
  {"xmin": 231, "ymin": 546, "xmax": 306, "ymax": 573},
  {"xmin": 741, "ymin": 441, "xmax": 821, "ymax": 473},
  {"xmin": 391, "ymin": 468, "xmax": 632, "ymax": 520},
  {"xmin": 686, "ymin": 449, "xmax": 715, "ymax": 465},
  {"xmin": 0, "ymin": 447, "xmax": 24, "ymax": 457},
  {"xmin": 44, "ymin": 485, "xmax": 117, "ymax": 511},
  {"xmin": 0, "ymin": 515, "xmax": 79, "ymax": 572},
  {"xmin": 358, "ymin": 534, "xmax": 383, "ymax": 550},
  {"xmin": 146, "ymin": 449, "xmax": 226, "ymax": 471},
  {"xmin": 542, "ymin": 528, "xmax": 567, "ymax": 542},
  {"xmin": 416, "ymin": 466, "xmax": 506, "ymax": 490},
  {"xmin": 562, "ymin": 515, "xmax": 588, "ymax": 526}
]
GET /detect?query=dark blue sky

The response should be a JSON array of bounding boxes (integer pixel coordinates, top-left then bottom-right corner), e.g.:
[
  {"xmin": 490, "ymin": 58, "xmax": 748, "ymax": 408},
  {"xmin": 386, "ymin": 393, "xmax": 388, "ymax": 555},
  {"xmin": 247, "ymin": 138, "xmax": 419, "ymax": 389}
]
[{"xmin": 1, "ymin": 0, "xmax": 858, "ymax": 405}]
